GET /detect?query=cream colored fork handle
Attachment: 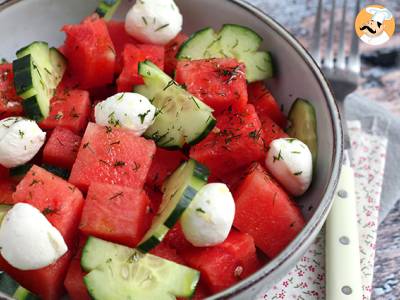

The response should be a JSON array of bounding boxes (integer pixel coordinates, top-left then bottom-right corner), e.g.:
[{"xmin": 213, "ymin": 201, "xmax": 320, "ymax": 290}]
[{"xmin": 326, "ymin": 163, "xmax": 362, "ymax": 300}]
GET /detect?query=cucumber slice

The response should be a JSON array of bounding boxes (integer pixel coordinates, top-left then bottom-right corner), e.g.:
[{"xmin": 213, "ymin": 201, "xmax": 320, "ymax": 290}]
[
  {"xmin": 13, "ymin": 286, "xmax": 40, "ymax": 300},
  {"xmin": 82, "ymin": 237, "xmax": 199, "ymax": 299},
  {"xmin": 138, "ymin": 159, "xmax": 209, "ymax": 252},
  {"xmin": 9, "ymin": 163, "xmax": 33, "ymax": 178},
  {"xmin": 13, "ymin": 42, "xmax": 66, "ymax": 121},
  {"xmin": 287, "ymin": 98, "xmax": 318, "ymax": 166},
  {"xmin": 95, "ymin": 0, "xmax": 121, "ymax": 20},
  {"xmin": 135, "ymin": 61, "xmax": 216, "ymax": 148},
  {"xmin": 41, "ymin": 164, "xmax": 70, "ymax": 180},
  {"xmin": 0, "ymin": 205, "xmax": 12, "ymax": 223},
  {"xmin": 177, "ymin": 24, "xmax": 273, "ymax": 82}
]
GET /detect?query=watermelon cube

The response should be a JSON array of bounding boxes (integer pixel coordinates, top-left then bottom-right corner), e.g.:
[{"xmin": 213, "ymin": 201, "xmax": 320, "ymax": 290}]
[
  {"xmin": 162, "ymin": 223, "xmax": 192, "ymax": 253},
  {"xmin": 234, "ymin": 163, "xmax": 305, "ymax": 258},
  {"xmin": 175, "ymin": 58, "xmax": 248, "ymax": 113},
  {"xmin": 0, "ymin": 63, "xmax": 23, "ymax": 120},
  {"xmin": 0, "ymin": 252, "xmax": 72, "ymax": 300},
  {"xmin": 0, "ymin": 179, "xmax": 16, "ymax": 205},
  {"xmin": 190, "ymin": 104, "xmax": 265, "ymax": 180},
  {"xmin": 79, "ymin": 183, "xmax": 149, "ymax": 247},
  {"xmin": 164, "ymin": 33, "xmax": 188, "ymax": 75},
  {"xmin": 248, "ymin": 82, "xmax": 288, "ymax": 128},
  {"xmin": 181, "ymin": 230, "xmax": 260, "ymax": 293},
  {"xmin": 116, "ymin": 44, "xmax": 164, "ymax": 92},
  {"xmin": 62, "ymin": 15, "xmax": 116, "ymax": 89},
  {"xmin": 146, "ymin": 148, "xmax": 186, "ymax": 190},
  {"xmin": 106, "ymin": 20, "xmax": 138, "ymax": 73},
  {"xmin": 150, "ymin": 242, "xmax": 186, "ymax": 265},
  {"xmin": 43, "ymin": 127, "xmax": 82, "ymax": 169},
  {"xmin": 40, "ymin": 89, "xmax": 91, "ymax": 134},
  {"xmin": 0, "ymin": 165, "xmax": 8, "ymax": 179},
  {"xmin": 64, "ymin": 257, "xmax": 90, "ymax": 300},
  {"xmin": 69, "ymin": 123, "xmax": 156, "ymax": 192},
  {"xmin": 261, "ymin": 115, "xmax": 288, "ymax": 147},
  {"xmin": 13, "ymin": 165, "xmax": 84, "ymax": 246}
]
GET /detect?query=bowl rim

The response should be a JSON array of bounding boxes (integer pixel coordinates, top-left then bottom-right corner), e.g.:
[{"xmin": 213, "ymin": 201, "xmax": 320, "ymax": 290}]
[{"xmin": 0, "ymin": 0, "xmax": 343, "ymax": 298}]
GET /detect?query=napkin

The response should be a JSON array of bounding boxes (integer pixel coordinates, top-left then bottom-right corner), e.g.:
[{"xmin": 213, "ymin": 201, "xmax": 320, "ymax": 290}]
[{"xmin": 260, "ymin": 102, "xmax": 389, "ymax": 300}]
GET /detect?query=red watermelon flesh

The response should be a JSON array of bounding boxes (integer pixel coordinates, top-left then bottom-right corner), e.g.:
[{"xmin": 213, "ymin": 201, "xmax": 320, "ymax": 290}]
[
  {"xmin": 190, "ymin": 104, "xmax": 265, "ymax": 180},
  {"xmin": 116, "ymin": 44, "xmax": 164, "ymax": 92},
  {"xmin": 0, "ymin": 179, "xmax": 16, "ymax": 204},
  {"xmin": 69, "ymin": 123, "xmax": 156, "ymax": 192},
  {"xmin": 248, "ymin": 82, "xmax": 288, "ymax": 129},
  {"xmin": 64, "ymin": 256, "xmax": 90, "ymax": 300},
  {"xmin": 0, "ymin": 63, "xmax": 23, "ymax": 120},
  {"xmin": 0, "ymin": 252, "xmax": 72, "ymax": 300},
  {"xmin": 79, "ymin": 183, "xmax": 149, "ymax": 248},
  {"xmin": 0, "ymin": 165, "xmax": 8, "ymax": 179},
  {"xmin": 62, "ymin": 15, "xmax": 116, "ymax": 89},
  {"xmin": 39, "ymin": 89, "xmax": 91, "ymax": 135},
  {"xmin": 43, "ymin": 127, "xmax": 82, "ymax": 169},
  {"xmin": 13, "ymin": 165, "xmax": 84, "ymax": 247},
  {"xmin": 164, "ymin": 33, "xmax": 188, "ymax": 75},
  {"xmin": 146, "ymin": 148, "xmax": 186, "ymax": 190},
  {"xmin": 261, "ymin": 115, "xmax": 288, "ymax": 147},
  {"xmin": 175, "ymin": 58, "xmax": 248, "ymax": 113},
  {"xmin": 106, "ymin": 20, "xmax": 138, "ymax": 73},
  {"xmin": 149, "ymin": 242, "xmax": 186, "ymax": 265},
  {"xmin": 162, "ymin": 223, "xmax": 192, "ymax": 253},
  {"xmin": 233, "ymin": 163, "xmax": 305, "ymax": 258}
]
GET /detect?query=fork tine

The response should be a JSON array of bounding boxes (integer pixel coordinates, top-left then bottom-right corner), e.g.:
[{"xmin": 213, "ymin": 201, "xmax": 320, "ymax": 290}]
[
  {"xmin": 348, "ymin": 0, "xmax": 361, "ymax": 73},
  {"xmin": 336, "ymin": 0, "xmax": 347, "ymax": 69},
  {"xmin": 325, "ymin": 0, "xmax": 336, "ymax": 69},
  {"xmin": 311, "ymin": 0, "xmax": 323, "ymax": 65}
]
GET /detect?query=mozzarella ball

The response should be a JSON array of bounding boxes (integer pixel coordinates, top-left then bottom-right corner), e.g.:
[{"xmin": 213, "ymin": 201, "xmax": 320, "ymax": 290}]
[
  {"xmin": 0, "ymin": 117, "xmax": 46, "ymax": 168},
  {"xmin": 125, "ymin": 0, "xmax": 183, "ymax": 45},
  {"xmin": 181, "ymin": 183, "xmax": 235, "ymax": 247},
  {"xmin": 95, "ymin": 92, "xmax": 156, "ymax": 136},
  {"xmin": 265, "ymin": 138, "xmax": 313, "ymax": 196},
  {"xmin": 0, "ymin": 203, "xmax": 68, "ymax": 270}
]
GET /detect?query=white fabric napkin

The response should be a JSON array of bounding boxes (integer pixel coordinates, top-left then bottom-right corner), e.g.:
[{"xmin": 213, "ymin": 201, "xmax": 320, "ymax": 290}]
[{"xmin": 260, "ymin": 118, "xmax": 388, "ymax": 300}]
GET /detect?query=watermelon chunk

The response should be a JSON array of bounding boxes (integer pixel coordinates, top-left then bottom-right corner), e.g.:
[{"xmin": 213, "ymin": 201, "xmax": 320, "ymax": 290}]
[
  {"xmin": 39, "ymin": 89, "xmax": 91, "ymax": 134},
  {"xmin": 162, "ymin": 223, "xmax": 192, "ymax": 253},
  {"xmin": 69, "ymin": 123, "xmax": 156, "ymax": 192},
  {"xmin": 261, "ymin": 115, "xmax": 288, "ymax": 147},
  {"xmin": 146, "ymin": 148, "xmax": 186, "ymax": 190},
  {"xmin": 190, "ymin": 104, "xmax": 265, "ymax": 179},
  {"xmin": 234, "ymin": 163, "xmax": 305, "ymax": 258},
  {"xmin": 149, "ymin": 242, "xmax": 186, "ymax": 265},
  {"xmin": 106, "ymin": 20, "xmax": 138, "ymax": 73},
  {"xmin": 181, "ymin": 230, "xmax": 260, "ymax": 293},
  {"xmin": 62, "ymin": 15, "xmax": 116, "ymax": 89},
  {"xmin": 0, "ymin": 165, "xmax": 8, "ymax": 179},
  {"xmin": 0, "ymin": 252, "xmax": 72, "ymax": 300},
  {"xmin": 64, "ymin": 257, "xmax": 90, "ymax": 300},
  {"xmin": 116, "ymin": 44, "xmax": 164, "ymax": 92},
  {"xmin": 175, "ymin": 58, "xmax": 248, "ymax": 113},
  {"xmin": 0, "ymin": 178, "xmax": 16, "ymax": 204},
  {"xmin": 164, "ymin": 33, "xmax": 188, "ymax": 75},
  {"xmin": 43, "ymin": 127, "xmax": 82, "ymax": 169},
  {"xmin": 0, "ymin": 63, "xmax": 23, "ymax": 120},
  {"xmin": 12, "ymin": 165, "xmax": 84, "ymax": 246},
  {"xmin": 79, "ymin": 183, "xmax": 149, "ymax": 247},
  {"xmin": 248, "ymin": 82, "xmax": 287, "ymax": 128}
]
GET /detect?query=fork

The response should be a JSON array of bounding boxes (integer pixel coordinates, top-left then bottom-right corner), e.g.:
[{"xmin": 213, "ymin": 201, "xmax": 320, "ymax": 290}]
[{"xmin": 311, "ymin": 0, "xmax": 363, "ymax": 299}]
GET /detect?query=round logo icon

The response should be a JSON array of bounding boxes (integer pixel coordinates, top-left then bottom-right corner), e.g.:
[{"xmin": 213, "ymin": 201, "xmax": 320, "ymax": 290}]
[{"xmin": 355, "ymin": 5, "xmax": 395, "ymax": 46}]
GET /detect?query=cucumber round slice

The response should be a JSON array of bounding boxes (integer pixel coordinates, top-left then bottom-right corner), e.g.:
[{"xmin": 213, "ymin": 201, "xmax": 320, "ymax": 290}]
[
  {"xmin": 82, "ymin": 237, "xmax": 200, "ymax": 299},
  {"xmin": 95, "ymin": 0, "xmax": 121, "ymax": 20},
  {"xmin": 287, "ymin": 98, "xmax": 318, "ymax": 166},
  {"xmin": 219, "ymin": 24, "xmax": 263, "ymax": 53},
  {"xmin": 176, "ymin": 27, "xmax": 217, "ymax": 60},
  {"xmin": 138, "ymin": 159, "xmax": 209, "ymax": 252}
]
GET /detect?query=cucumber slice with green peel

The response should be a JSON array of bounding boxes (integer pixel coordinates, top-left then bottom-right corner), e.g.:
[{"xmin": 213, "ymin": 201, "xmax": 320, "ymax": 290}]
[
  {"xmin": 135, "ymin": 61, "xmax": 216, "ymax": 148},
  {"xmin": 138, "ymin": 159, "xmax": 209, "ymax": 252},
  {"xmin": 9, "ymin": 163, "xmax": 33, "ymax": 178},
  {"xmin": 13, "ymin": 286, "xmax": 40, "ymax": 300},
  {"xmin": 95, "ymin": 0, "xmax": 121, "ymax": 20},
  {"xmin": 13, "ymin": 42, "xmax": 66, "ymax": 121},
  {"xmin": 82, "ymin": 237, "xmax": 200, "ymax": 299},
  {"xmin": 287, "ymin": 98, "xmax": 318, "ymax": 166},
  {"xmin": 0, "ymin": 205, "xmax": 12, "ymax": 223},
  {"xmin": 177, "ymin": 24, "xmax": 273, "ymax": 82},
  {"xmin": 41, "ymin": 164, "xmax": 70, "ymax": 180}
]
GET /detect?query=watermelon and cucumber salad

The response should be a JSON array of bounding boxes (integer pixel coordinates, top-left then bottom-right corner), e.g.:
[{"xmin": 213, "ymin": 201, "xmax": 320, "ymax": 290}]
[{"xmin": 0, "ymin": 0, "xmax": 318, "ymax": 299}]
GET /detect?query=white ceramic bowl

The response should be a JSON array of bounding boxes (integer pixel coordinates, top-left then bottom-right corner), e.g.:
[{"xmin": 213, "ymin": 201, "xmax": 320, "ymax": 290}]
[{"xmin": 0, "ymin": 0, "xmax": 342, "ymax": 299}]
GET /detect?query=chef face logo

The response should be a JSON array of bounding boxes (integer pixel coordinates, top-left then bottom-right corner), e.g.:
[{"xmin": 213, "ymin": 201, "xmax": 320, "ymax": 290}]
[{"xmin": 355, "ymin": 5, "xmax": 395, "ymax": 46}]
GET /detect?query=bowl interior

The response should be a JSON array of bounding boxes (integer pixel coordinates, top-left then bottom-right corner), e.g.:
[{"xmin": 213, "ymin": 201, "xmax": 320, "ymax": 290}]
[{"xmin": 0, "ymin": 0, "xmax": 341, "ymax": 298}]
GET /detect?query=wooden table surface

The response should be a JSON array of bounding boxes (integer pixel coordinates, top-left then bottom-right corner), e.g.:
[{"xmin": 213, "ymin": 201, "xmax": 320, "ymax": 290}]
[{"xmin": 248, "ymin": 0, "xmax": 400, "ymax": 299}]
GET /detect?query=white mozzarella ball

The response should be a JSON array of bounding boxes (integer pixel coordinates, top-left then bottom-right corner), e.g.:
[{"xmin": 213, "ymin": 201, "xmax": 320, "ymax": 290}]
[
  {"xmin": 95, "ymin": 92, "xmax": 156, "ymax": 136},
  {"xmin": 0, "ymin": 117, "xmax": 46, "ymax": 168},
  {"xmin": 181, "ymin": 183, "xmax": 235, "ymax": 247},
  {"xmin": 125, "ymin": 0, "xmax": 183, "ymax": 45},
  {"xmin": 265, "ymin": 138, "xmax": 313, "ymax": 196},
  {"xmin": 0, "ymin": 203, "xmax": 68, "ymax": 270}
]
